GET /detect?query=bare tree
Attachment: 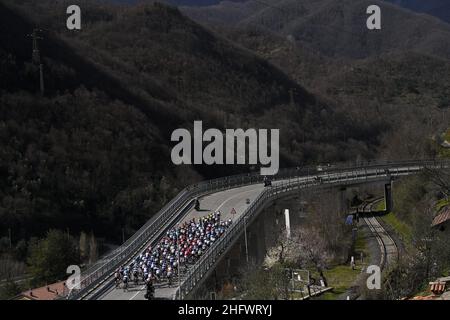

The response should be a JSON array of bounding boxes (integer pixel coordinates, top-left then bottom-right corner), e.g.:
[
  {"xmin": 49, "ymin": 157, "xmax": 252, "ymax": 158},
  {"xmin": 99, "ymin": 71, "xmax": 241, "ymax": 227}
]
[
  {"xmin": 424, "ymin": 168, "xmax": 450, "ymax": 199},
  {"xmin": 0, "ymin": 257, "xmax": 26, "ymax": 280},
  {"xmin": 88, "ymin": 233, "xmax": 98, "ymax": 265},
  {"xmin": 305, "ymin": 191, "xmax": 352, "ymax": 263},
  {"xmin": 264, "ymin": 226, "xmax": 331, "ymax": 279},
  {"xmin": 293, "ymin": 227, "xmax": 331, "ymax": 274},
  {"xmin": 79, "ymin": 232, "xmax": 88, "ymax": 262}
]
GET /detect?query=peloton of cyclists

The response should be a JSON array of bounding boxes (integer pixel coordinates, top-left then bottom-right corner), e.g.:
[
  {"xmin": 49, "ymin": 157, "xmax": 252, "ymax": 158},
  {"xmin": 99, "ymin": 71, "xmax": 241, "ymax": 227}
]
[{"xmin": 114, "ymin": 211, "xmax": 233, "ymax": 294}]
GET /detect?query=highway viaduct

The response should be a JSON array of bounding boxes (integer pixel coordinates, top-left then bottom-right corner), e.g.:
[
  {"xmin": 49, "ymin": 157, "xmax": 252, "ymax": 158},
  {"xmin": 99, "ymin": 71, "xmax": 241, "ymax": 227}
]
[{"xmin": 66, "ymin": 159, "xmax": 449, "ymax": 300}]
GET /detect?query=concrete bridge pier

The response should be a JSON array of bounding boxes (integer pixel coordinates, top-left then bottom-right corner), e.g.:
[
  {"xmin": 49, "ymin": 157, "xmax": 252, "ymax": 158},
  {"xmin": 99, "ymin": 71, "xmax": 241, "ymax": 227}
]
[
  {"xmin": 384, "ymin": 179, "xmax": 394, "ymax": 212},
  {"xmin": 339, "ymin": 187, "xmax": 349, "ymax": 214}
]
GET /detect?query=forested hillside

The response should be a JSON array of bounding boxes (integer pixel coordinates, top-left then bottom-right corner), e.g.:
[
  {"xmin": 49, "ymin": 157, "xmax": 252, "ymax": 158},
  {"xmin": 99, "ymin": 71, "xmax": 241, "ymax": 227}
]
[
  {"xmin": 183, "ymin": 0, "xmax": 450, "ymax": 159},
  {"xmin": 0, "ymin": 2, "xmax": 187, "ymax": 243},
  {"xmin": 184, "ymin": 0, "xmax": 450, "ymax": 60},
  {"xmin": 0, "ymin": 0, "xmax": 383, "ymax": 246}
]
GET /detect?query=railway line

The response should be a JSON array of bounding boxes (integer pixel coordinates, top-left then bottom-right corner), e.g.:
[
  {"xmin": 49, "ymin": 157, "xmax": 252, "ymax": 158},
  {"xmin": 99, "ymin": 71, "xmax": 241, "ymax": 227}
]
[{"xmin": 359, "ymin": 199, "xmax": 399, "ymax": 270}]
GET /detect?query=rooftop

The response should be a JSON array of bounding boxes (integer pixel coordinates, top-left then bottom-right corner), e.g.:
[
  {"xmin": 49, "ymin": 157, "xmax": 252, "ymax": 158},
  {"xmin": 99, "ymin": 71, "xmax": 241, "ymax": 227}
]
[
  {"xmin": 432, "ymin": 206, "xmax": 450, "ymax": 227},
  {"xmin": 409, "ymin": 277, "xmax": 450, "ymax": 300}
]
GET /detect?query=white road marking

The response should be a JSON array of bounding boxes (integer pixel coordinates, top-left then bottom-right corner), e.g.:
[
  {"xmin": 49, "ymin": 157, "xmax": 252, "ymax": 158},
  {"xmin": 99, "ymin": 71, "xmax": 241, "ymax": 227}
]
[{"xmin": 129, "ymin": 285, "xmax": 145, "ymax": 300}]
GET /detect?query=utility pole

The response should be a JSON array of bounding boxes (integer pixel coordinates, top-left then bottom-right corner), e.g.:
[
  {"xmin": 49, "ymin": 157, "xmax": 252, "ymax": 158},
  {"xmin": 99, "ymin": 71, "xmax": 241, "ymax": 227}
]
[
  {"xmin": 27, "ymin": 28, "xmax": 45, "ymax": 95},
  {"xmin": 244, "ymin": 216, "xmax": 249, "ymax": 264}
]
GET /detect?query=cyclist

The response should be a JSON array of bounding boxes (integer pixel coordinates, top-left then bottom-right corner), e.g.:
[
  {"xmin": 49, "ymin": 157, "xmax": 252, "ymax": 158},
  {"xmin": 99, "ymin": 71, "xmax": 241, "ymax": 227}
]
[
  {"xmin": 114, "ymin": 270, "xmax": 121, "ymax": 288},
  {"xmin": 123, "ymin": 274, "xmax": 129, "ymax": 292},
  {"xmin": 145, "ymin": 279, "xmax": 155, "ymax": 300},
  {"xmin": 133, "ymin": 268, "xmax": 139, "ymax": 285}
]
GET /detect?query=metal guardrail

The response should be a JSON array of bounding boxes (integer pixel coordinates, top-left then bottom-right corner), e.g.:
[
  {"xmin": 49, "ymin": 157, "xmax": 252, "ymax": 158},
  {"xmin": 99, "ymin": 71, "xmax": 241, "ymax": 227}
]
[
  {"xmin": 69, "ymin": 159, "xmax": 449, "ymax": 299},
  {"xmin": 178, "ymin": 160, "xmax": 450, "ymax": 298}
]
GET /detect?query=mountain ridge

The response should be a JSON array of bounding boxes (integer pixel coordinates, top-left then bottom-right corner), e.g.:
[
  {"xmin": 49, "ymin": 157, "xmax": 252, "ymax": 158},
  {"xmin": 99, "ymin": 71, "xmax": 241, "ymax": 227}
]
[
  {"xmin": 183, "ymin": 0, "xmax": 450, "ymax": 60},
  {"xmin": 385, "ymin": 0, "xmax": 450, "ymax": 24}
]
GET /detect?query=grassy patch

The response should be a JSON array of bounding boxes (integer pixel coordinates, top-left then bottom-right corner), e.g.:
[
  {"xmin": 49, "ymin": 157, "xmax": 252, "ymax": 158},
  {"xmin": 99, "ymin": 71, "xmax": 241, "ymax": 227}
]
[
  {"xmin": 381, "ymin": 212, "xmax": 412, "ymax": 244},
  {"xmin": 436, "ymin": 198, "xmax": 449, "ymax": 211},
  {"xmin": 319, "ymin": 265, "xmax": 362, "ymax": 299},
  {"xmin": 445, "ymin": 128, "xmax": 450, "ymax": 141},
  {"xmin": 317, "ymin": 228, "xmax": 369, "ymax": 300},
  {"xmin": 374, "ymin": 200, "xmax": 386, "ymax": 211},
  {"xmin": 320, "ymin": 291, "xmax": 339, "ymax": 300},
  {"xmin": 439, "ymin": 148, "xmax": 450, "ymax": 158}
]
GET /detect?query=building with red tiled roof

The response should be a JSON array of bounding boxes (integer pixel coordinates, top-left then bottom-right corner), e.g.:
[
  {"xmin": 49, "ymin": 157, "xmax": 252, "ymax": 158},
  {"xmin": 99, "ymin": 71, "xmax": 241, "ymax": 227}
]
[
  {"xmin": 430, "ymin": 281, "xmax": 447, "ymax": 295},
  {"xmin": 14, "ymin": 281, "xmax": 68, "ymax": 300},
  {"xmin": 409, "ymin": 277, "xmax": 450, "ymax": 300},
  {"xmin": 432, "ymin": 205, "xmax": 450, "ymax": 232}
]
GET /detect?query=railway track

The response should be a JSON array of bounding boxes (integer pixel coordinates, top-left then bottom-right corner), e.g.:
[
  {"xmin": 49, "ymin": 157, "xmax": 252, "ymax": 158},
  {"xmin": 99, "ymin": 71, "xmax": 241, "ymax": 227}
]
[{"xmin": 360, "ymin": 199, "xmax": 399, "ymax": 270}]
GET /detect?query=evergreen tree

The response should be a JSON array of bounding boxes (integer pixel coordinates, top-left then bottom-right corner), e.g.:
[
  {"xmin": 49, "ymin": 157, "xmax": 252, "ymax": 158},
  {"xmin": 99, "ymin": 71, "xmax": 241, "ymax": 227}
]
[{"xmin": 27, "ymin": 230, "xmax": 79, "ymax": 286}]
